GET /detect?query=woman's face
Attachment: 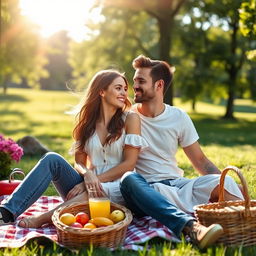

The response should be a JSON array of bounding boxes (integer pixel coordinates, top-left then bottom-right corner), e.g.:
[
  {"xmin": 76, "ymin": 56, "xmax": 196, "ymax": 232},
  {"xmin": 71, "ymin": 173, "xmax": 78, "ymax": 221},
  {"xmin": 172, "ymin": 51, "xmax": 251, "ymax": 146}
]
[{"xmin": 101, "ymin": 76, "xmax": 128, "ymax": 109}]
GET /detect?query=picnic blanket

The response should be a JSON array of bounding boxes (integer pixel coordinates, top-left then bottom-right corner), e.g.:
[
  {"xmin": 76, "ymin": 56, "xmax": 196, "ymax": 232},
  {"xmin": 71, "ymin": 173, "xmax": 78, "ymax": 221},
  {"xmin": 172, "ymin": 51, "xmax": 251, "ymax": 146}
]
[{"xmin": 0, "ymin": 195, "xmax": 180, "ymax": 250}]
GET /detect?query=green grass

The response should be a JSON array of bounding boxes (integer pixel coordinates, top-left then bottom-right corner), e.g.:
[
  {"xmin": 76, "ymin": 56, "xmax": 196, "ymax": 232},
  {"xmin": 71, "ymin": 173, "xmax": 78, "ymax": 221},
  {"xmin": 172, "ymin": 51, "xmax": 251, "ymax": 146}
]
[{"xmin": 0, "ymin": 88, "xmax": 256, "ymax": 255}]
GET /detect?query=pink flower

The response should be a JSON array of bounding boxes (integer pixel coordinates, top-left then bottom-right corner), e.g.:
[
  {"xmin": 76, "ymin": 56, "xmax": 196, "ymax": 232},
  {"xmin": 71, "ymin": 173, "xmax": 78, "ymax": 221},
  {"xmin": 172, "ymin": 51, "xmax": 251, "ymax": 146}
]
[
  {"xmin": 0, "ymin": 134, "xmax": 23, "ymax": 163},
  {"xmin": 0, "ymin": 141, "xmax": 5, "ymax": 151}
]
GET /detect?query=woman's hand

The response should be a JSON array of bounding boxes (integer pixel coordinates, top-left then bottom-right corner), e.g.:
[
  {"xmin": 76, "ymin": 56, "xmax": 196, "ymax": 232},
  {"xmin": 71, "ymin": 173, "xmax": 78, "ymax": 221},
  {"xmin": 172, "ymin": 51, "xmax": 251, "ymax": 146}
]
[
  {"xmin": 66, "ymin": 182, "xmax": 86, "ymax": 200},
  {"xmin": 83, "ymin": 170, "xmax": 104, "ymax": 194}
]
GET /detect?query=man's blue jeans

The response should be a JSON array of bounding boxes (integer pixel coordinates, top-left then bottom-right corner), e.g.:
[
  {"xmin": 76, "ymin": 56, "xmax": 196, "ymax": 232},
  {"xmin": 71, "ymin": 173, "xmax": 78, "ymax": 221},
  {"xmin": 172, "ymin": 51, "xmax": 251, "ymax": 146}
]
[
  {"xmin": 1, "ymin": 152, "xmax": 83, "ymax": 219},
  {"xmin": 120, "ymin": 172, "xmax": 194, "ymax": 237}
]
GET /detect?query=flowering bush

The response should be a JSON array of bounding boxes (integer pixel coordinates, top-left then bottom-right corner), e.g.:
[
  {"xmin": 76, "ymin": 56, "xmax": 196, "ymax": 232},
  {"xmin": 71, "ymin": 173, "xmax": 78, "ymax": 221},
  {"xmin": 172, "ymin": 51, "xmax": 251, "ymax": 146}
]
[{"xmin": 0, "ymin": 134, "xmax": 24, "ymax": 179}]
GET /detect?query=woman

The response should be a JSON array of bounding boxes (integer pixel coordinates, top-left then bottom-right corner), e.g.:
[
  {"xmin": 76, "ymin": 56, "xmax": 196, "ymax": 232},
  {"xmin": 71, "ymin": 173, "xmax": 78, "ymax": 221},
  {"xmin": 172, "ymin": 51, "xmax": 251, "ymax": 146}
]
[{"xmin": 0, "ymin": 70, "xmax": 147, "ymax": 228}]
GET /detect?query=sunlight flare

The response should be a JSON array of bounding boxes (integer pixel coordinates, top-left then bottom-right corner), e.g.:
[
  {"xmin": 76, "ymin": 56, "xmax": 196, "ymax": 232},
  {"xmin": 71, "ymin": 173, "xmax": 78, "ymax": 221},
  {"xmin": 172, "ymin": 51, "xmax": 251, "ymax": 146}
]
[{"xmin": 19, "ymin": 0, "xmax": 103, "ymax": 41}]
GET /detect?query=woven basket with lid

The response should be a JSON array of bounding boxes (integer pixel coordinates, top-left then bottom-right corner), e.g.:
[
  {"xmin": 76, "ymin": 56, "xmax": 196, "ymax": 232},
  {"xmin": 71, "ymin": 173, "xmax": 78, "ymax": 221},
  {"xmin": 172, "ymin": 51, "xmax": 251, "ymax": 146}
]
[
  {"xmin": 52, "ymin": 201, "xmax": 133, "ymax": 249},
  {"xmin": 194, "ymin": 166, "xmax": 256, "ymax": 247}
]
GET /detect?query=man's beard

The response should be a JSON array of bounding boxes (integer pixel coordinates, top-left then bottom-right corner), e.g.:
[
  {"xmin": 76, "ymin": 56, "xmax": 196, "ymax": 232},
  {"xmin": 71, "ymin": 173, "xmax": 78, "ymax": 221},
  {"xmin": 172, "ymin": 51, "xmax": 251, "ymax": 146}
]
[{"xmin": 134, "ymin": 88, "xmax": 155, "ymax": 103}]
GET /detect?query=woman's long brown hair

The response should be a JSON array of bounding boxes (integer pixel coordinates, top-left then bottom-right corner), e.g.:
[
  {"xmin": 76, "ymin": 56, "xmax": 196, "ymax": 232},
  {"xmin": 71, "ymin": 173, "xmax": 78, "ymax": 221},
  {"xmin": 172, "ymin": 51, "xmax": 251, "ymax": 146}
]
[{"xmin": 73, "ymin": 70, "xmax": 131, "ymax": 152}]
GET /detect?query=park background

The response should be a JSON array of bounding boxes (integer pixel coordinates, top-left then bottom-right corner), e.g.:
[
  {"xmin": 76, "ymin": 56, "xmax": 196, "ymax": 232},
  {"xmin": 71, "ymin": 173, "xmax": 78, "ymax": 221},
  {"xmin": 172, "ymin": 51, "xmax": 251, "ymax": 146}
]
[{"xmin": 1, "ymin": 0, "xmax": 256, "ymax": 255}]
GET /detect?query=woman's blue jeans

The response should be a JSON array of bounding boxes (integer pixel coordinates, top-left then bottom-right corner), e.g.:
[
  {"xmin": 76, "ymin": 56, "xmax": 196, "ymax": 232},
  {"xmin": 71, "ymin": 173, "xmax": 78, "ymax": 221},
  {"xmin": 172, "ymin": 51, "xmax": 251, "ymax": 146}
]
[
  {"xmin": 120, "ymin": 172, "xmax": 194, "ymax": 237},
  {"xmin": 1, "ymin": 152, "xmax": 83, "ymax": 219}
]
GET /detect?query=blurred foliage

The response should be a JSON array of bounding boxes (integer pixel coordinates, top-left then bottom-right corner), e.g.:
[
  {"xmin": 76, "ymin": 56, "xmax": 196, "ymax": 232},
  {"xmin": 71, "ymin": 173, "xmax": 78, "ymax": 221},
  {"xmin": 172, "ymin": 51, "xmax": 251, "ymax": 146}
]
[
  {"xmin": 239, "ymin": 0, "xmax": 256, "ymax": 61},
  {"xmin": 175, "ymin": 5, "xmax": 217, "ymax": 111},
  {"xmin": 239, "ymin": 0, "xmax": 256, "ymax": 37},
  {"xmin": 0, "ymin": 0, "xmax": 48, "ymax": 94},
  {"xmin": 40, "ymin": 31, "xmax": 72, "ymax": 91}
]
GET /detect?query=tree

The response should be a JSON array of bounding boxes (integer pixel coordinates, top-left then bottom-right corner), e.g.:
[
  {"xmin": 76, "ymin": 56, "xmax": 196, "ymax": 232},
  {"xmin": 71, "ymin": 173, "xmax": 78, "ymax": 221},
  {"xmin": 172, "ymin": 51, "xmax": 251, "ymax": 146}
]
[
  {"xmin": 0, "ymin": 0, "xmax": 48, "ymax": 94},
  {"xmin": 201, "ymin": 0, "xmax": 249, "ymax": 119}
]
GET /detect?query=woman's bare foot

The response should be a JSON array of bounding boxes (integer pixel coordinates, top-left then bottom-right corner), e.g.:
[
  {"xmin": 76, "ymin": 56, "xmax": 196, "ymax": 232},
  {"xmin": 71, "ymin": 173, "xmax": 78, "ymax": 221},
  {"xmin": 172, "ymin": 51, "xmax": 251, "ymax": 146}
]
[{"xmin": 18, "ymin": 211, "xmax": 53, "ymax": 228}]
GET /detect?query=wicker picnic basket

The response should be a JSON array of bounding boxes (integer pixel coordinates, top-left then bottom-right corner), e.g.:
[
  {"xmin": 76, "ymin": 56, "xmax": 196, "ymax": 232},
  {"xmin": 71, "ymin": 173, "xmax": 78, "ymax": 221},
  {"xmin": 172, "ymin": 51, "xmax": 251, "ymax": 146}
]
[
  {"xmin": 52, "ymin": 201, "xmax": 133, "ymax": 249},
  {"xmin": 194, "ymin": 166, "xmax": 256, "ymax": 247}
]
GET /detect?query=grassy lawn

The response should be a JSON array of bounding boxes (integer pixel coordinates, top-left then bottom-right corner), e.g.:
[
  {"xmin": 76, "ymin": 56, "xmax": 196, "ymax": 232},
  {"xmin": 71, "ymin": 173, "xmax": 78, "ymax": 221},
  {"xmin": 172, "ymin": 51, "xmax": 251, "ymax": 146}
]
[{"xmin": 0, "ymin": 88, "xmax": 256, "ymax": 255}]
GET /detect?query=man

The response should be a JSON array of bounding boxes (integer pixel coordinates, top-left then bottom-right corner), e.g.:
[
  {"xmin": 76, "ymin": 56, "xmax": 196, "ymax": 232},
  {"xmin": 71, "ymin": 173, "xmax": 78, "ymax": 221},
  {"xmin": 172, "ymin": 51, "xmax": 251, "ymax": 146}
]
[{"xmin": 120, "ymin": 55, "xmax": 243, "ymax": 249}]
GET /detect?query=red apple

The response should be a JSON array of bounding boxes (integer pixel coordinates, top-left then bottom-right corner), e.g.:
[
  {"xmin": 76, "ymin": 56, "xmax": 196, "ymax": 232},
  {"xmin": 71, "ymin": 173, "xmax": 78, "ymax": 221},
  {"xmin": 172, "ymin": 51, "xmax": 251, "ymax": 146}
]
[
  {"xmin": 75, "ymin": 212, "xmax": 89, "ymax": 225},
  {"xmin": 71, "ymin": 222, "xmax": 83, "ymax": 228}
]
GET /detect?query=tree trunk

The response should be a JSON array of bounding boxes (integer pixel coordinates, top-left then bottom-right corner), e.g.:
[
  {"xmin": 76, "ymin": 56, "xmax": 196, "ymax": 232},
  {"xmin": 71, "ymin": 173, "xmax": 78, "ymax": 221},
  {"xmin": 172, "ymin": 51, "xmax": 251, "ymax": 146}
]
[
  {"xmin": 223, "ymin": 15, "xmax": 240, "ymax": 119},
  {"xmin": 224, "ymin": 82, "xmax": 235, "ymax": 119},
  {"xmin": 158, "ymin": 16, "xmax": 173, "ymax": 105},
  {"xmin": 3, "ymin": 86, "xmax": 7, "ymax": 94},
  {"xmin": 2, "ymin": 77, "xmax": 8, "ymax": 95},
  {"xmin": 192, "ymin": 98, "xmax": 196, "ymax": 112}
]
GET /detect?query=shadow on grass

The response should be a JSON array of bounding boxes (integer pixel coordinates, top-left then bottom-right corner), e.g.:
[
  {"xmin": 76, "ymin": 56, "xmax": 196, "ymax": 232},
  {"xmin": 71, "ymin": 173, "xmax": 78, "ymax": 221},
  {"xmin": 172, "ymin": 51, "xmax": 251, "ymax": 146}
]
[
  {"xmin": 191, "ymin": 114, "xmax": 256, "ymax": 146},
  {"xmin": 215, "ymin": 99, "xmax": 256, "ymax": 113},
  {"xmin": 234, "ymin": 105, "xmax": 256, "ymax": 114},
  {"xmin": 0, "ymin": 94, "xmax": 28, "ymax": 102},
  {"xmin": 0, "ymin": 109, "xmax": 31, "ymax": 136},
  {"xmin": 0, "ymin": 109, "xmax": 25, "ymax": 116},
  {"xmin": 0, "ymin": 119, "xmax": 41, "ymax": 137}
]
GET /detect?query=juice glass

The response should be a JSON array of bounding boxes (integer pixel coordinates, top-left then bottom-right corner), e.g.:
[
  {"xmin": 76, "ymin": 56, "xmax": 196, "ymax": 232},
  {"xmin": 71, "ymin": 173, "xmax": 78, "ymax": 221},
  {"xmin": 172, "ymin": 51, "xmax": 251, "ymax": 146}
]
[{"xmin": 89, "ymin": 197, "xmax": 110, "ymax": 218}]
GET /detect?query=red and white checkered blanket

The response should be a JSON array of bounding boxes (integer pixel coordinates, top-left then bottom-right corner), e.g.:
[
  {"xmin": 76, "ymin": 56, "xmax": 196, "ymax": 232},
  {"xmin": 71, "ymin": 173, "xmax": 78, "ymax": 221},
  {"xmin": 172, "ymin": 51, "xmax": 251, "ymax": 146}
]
[{"xmin": 0, "ymin": 195, "xmax": 179, "ymax": 250}]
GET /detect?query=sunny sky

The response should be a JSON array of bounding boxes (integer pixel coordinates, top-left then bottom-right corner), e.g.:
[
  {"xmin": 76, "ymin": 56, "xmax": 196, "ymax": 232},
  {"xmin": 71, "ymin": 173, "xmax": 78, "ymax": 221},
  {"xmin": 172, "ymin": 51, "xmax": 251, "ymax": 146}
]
[{"xmin": 19, "ymin": 0, "xmax": 103, "ymax": 41}]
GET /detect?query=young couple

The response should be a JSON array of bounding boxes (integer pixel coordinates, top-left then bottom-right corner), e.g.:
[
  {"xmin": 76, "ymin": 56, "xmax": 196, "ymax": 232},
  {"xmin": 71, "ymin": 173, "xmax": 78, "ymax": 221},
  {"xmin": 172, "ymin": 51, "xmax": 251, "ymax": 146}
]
[{"xmin": 0, "ymin": 55, "xmax": 243, "ymax": 249}]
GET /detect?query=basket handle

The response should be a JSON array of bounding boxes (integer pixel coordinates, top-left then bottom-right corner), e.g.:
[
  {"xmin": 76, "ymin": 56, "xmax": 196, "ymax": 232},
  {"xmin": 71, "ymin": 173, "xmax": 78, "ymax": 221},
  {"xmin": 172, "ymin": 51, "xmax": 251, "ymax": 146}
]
[
  {"xmin": 9, "ymin": 168, "xmax": 25, "ymax": 183},
  {"xmin": 218, "ymin": 166, "xmax": 250, "ymax": 209}
]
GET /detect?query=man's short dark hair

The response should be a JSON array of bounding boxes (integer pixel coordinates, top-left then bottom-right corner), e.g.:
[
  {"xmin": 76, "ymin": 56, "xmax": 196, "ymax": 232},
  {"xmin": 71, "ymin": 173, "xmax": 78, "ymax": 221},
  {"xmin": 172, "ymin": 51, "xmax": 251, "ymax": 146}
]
[{"xmin": 132, "ymin": 55, "xmax": 174, "ymax": 95}]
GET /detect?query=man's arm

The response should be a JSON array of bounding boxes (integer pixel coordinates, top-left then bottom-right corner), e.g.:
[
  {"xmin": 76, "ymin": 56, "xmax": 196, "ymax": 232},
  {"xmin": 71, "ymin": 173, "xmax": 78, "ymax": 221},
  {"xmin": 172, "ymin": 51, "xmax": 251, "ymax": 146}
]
[{"xmin": 183, "ymin": 141, "xmax": 221, "ymax": 175}]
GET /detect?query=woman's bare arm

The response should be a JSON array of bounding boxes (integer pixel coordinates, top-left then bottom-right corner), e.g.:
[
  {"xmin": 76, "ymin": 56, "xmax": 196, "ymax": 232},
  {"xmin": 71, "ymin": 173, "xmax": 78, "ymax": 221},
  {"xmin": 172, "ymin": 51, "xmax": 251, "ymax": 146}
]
[{"xmin": 97, "ymin": 112, "xmax": 141, "ymax": 182}]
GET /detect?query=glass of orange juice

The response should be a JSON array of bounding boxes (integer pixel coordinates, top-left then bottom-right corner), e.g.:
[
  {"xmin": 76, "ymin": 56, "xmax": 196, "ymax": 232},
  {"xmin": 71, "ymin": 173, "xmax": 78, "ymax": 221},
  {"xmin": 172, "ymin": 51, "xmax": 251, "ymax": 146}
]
[
  {"xmin": 87, "ymin": 188, "xmax": 110, "ymax": 218},
  {"xmin": 89, "ymin": 197, "xmax": 110, "ymax": 218}
]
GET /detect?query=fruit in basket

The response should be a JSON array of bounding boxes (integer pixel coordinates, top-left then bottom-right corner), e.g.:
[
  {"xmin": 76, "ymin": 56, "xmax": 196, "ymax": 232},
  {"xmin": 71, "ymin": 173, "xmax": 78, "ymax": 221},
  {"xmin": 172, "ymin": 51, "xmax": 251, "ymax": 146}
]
[
  {"xmin": 84, "ymin": 223, "xmax": 97, "ymax": 229},
  {"xmin": 71, "ymin": 222, "xmax": 84, "ymax": 228},
  {"xmin": 90, "ymin": 217, "xmax": 114, "ymax": 226},
  {"xmin": 109, "ymin": 210, "xmax": 125, "ymax": 223},
  {"xmin": 75, "ymin": 212, "xmax": 89, "ymax": 225},
  {"xmin": 60, "ymin": 213, "xmax": 76, "ymax": 225}
]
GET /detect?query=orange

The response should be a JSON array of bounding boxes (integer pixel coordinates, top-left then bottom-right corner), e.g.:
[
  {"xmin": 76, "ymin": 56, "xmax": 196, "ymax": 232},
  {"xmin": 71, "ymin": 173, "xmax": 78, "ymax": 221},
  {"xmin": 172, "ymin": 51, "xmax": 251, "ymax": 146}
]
[
  {"xmin": 84, "ymin": 223, "xmax": 97, "ymax": 229},
  {"xmin": 60, "ymin": 213, "xmax": 76, "ymax": 226}
]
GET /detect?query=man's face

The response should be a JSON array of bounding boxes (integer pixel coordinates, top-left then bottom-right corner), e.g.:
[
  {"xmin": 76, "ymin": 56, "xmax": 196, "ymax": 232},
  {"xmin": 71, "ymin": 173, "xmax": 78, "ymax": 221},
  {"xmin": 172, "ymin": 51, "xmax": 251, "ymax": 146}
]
[{"xmin": 133, "ymin": 68, "xmax": 156, "ymax": 103}]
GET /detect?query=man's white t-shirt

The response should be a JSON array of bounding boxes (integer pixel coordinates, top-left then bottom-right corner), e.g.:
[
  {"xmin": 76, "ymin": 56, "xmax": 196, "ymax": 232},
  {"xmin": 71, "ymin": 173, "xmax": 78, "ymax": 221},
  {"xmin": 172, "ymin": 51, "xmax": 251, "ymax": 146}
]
[{"xmin": 133, "ymin": 104, "xmax": 199, "ymax": 182}]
